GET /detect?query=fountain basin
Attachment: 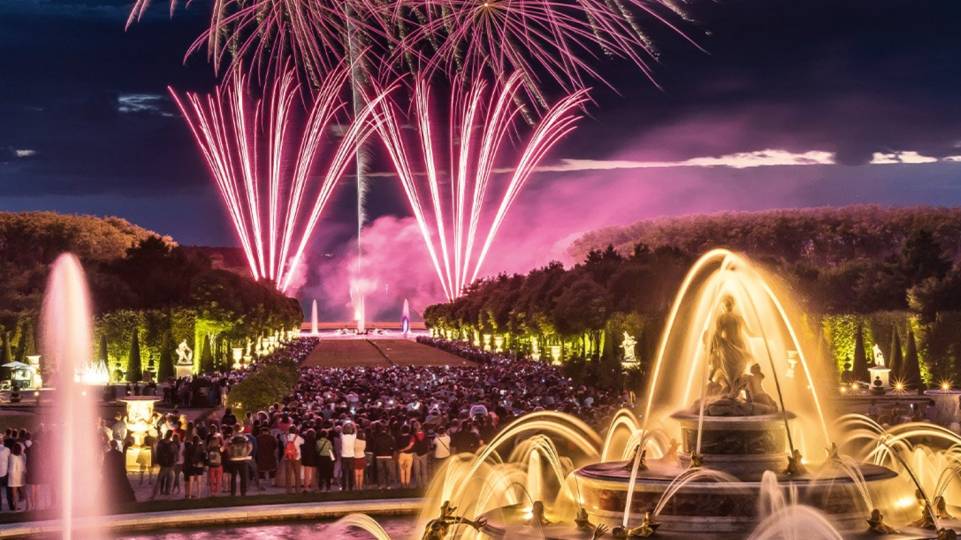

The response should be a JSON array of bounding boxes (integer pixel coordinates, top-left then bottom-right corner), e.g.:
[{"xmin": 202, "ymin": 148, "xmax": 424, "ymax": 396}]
[{"xmin": 570, "ymin": 412, "xmax": 900, "ymax": 534}]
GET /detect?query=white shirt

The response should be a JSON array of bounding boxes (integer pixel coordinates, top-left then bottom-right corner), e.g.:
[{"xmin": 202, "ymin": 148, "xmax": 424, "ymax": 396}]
[
  {"xmin": 0, "ymin": 445, "xmax": 9, "ymax": 477},
  {"xmin": 7, "ymin": 454, "xmax": 25, "ymax": 487},
  {"xmin": 340, "ymin": 432, "xmax": 357, "ymax": 458}
]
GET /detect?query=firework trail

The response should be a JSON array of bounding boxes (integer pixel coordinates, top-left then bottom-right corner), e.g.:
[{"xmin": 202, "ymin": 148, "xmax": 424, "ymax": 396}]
[
  {"xmin": 397, "ymin": 0, "xmax": 698, "ymax": 105},
  {"xmin": 369, "ymin": 72, "xmax": 590, "ymax": 300},
  {"xmin": 128, "ymin": 1, "xmax": 695, "ymax": 98},
  {"xmin": 127, "ymin": 0, "xmax": 397, "ymax": 83},
  {"xmin": 168, "ymin": 66, "xmax": 393, "ymax": 292}
]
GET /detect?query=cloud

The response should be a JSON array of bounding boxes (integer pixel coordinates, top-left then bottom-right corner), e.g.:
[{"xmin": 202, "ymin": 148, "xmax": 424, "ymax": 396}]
[
  {"xmin": 870, "ymin": 151, "xmax": 939, "ymax": 165},
  {"xmin": 14, "ymin": 149, "xmax": 36, "ymax": 158},
  {"xmin": 539, "ymin": 149, "xmax": 836, "ymax": 172},
  {"xmin": 117, "ymin": 94, "xmax": 172, "ymax": 116}
]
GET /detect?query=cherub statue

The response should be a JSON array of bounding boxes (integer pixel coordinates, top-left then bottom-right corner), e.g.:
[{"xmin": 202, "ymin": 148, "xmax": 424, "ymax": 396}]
[
  {"xmin": 826, "ymin": 442, "xmax": 841, "ymax": 462},
  {"xmin": 526, "ymin": 501, "xmax": 552, "ymax": 527},
  {"xmin": 611, "ymin": 511, "xmax": 659, "ymax": 538},
  {"xmin": 421, "ymin": 501, "xmax": 487, "ymax": 540},
  {"xmin": 909, "ymin": 490, "xmax": 938, "ymax": 530},
  {"xmin": 935, "ymin": 495, "xmax": 955, "ymax": 520},
  {"xmin": 575, "ymin": 506, "xmax": 595, "ymax": 531},
  {"xmin": 866, "ymin": 508, "xmax": 898, "ymax": 534},
  {"xmin": 937, "ymin": 528, "xmax": 958, "ymax": 540},
  {"xmin": 784, "ymin": 449, "xmax": 807, "ymax": 476},
  {"xmin": 744, "ymin": 363, "xmax": 778, "ymax": 412}
]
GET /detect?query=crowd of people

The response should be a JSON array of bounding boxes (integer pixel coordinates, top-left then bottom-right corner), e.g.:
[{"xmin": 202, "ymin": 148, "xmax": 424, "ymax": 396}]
[
  {"xmin": 136, "ymin": 335, "xmax": 621, "ymax": 500},
  {"xmin": 0, "ymin": 335, "xmax": 624, "ymax": 507}
]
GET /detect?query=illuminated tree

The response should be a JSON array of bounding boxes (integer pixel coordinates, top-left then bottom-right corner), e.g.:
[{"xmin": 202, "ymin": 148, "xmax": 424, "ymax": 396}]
[
  {"xmin": 852, "ymin": 323, "xmax": 869, "ymax": 382},
  {"xmin": 889, "ymin": 328, "xmax": 903, "ymax": 382},
  {"xmin": 127, "ymin": 329, "xmax": 142, "ymax": 383},
  {"xmin": 200, "ymin": 335, "xmax": 215, "ymax": 375},
  {"xmin": 903, "ymin": 327, "xmax": 922, "ymax": 390},
  {"xmin": 158, "ymin": 333, "xmax": 174, "ymax": 381}
]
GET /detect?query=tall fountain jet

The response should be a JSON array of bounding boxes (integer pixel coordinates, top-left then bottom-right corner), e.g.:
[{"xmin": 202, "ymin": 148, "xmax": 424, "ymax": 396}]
[
  {"xmin": 401, "ymin": 298, "xmax": 411, "ymax": 337},
  {"xmin": 41, "ymin": 253, "xmax": 104, "ymax": 539},
  {"xmin": 311, "ymin": 299, "xmax": 319, "ymax": 336}
]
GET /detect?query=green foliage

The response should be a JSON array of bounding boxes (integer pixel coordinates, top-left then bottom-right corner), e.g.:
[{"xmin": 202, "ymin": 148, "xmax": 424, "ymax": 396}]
[
  {"xmin": 853, "ymin": 324, "xmax": 868, "ymax": 382},
  {"xmin": 889, "ymin": 328, "xmax": 903, "ymax": 382},
  {"xmin": 903, "ymin": 327, "xmax": 922, "ymax": 390},
  {"xmin": 127, "ymin": 328, "xmax": 142, "ymax": 383},
  {"xmin": 226, "ymin": 362, "xmax": 299, "ymax": 417},
  {"xmin": 199, "ymin": 335, "xmax": 215, "ymax": 374},
  {"xmin": 0, "ymin": 212, "xmax": 302, "ymax": 382},
  {"xmin": 158, "ymin": 333, "xmax": 174, "ymax": 381},
  {"xmin": 98, "ymin": 334, "xmax": 108, "ymax": 363}
]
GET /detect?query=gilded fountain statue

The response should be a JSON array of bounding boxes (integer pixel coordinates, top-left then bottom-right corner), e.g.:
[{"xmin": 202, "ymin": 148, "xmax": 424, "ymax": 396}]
[{"xmin": 457, "ymin": 250, "xmax": 939, "ymax": 539}]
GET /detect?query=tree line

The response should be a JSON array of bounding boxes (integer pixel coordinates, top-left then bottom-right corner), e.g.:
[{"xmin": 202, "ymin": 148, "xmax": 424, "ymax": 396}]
[{"xmin": 425, "ymin": 206, "xmax": 961, "ymax": 390}]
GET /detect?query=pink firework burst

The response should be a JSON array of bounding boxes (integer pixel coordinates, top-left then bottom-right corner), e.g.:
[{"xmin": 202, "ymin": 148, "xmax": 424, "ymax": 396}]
[
  {"xmin": 127, "ymin": 0, "xmax": 397, "ymax": 80},
  {"xmin": 398, "ymin": 0, "xmax": 698, "ymax": 103},
  {"xmin": 370, "ymin": 72, "xmax": 590, "ymax": 300},
  {"xmin": 169, "ymin": 67, "xmax": 393, "ymax": 292}
]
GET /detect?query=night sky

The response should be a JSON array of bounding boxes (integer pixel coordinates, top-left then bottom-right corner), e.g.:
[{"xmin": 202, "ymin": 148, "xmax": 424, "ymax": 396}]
[{"xmin": 2, "ymin": 1, "xmax": 960, "ymax": 317}]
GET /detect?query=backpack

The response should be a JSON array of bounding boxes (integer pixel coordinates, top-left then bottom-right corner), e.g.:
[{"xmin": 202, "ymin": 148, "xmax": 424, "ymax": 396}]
[
  {"xmin": 191, "ymin": 445, "xmax": 207, "ymax": 468},
  {"xmin": 284, "ymin": 437, "xmax": 299, "ymax": 461},
  {"xmin": 207, "ymin": 447, "xmax": 222, "ymax": 467}
]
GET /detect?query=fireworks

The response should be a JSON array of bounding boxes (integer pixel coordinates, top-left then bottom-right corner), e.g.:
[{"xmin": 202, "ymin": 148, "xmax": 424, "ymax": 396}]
[
  {"xmin": 168, "ymin": 66, "xmax": 392, "ymax": 292},
  {"xmin": 370, "ymin": 72, "xmax": 590, "ymax": 300},
  {"xmin": 127, "ymin": 0, "xmax": 395, "ymax": 81},
  {"xmin": 397, "ymin": 0, "xmax": 696, "ymax": 103},
  {"xmin": 128, "ymin": 0, "xmax": 695, "ymax": 98}
]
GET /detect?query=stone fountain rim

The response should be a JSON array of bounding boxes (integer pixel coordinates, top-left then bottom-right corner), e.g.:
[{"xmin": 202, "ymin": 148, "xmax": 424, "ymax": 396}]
[{"xmin": 573, "ymin": 461, "xmax": 899, "ymax": 486}]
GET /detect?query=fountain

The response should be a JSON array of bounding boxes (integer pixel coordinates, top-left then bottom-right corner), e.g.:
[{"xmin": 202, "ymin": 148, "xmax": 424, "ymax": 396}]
[
  {"xmin": 311, "ymin": 298, "xmax": 319, "ymax": 336},
  {"xmin": 402, "ymin": 298, "xmax": 411, "ymax": 336},
  {"xmin": 41, "ymin": 253, "xmax": 105, "ymax": 538},
  {"xmin": 121, "ymin": 396, "xmax": 160, "ymax": 471},
  {"xmin": 416, "ymin": 249, "xmax": 959, "ymax": 540}
]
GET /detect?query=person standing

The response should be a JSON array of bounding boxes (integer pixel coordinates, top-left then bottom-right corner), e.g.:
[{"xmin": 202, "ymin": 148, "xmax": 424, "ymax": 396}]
[
  {"xmin": 396, "ymin": 426, "xmax": 414, "ymax": 489},
  {"xmin": 171, "ymin": 433, "xmax": 184, "ymax": 496},
  {"xmin": 282, "ymin": 427, "xmax": 304, "ymax": 494},
  {"xmin": 101, "ymin": 440, "xmax": 136, "ymax": 505},
  {"xmin": 150, "ymin": 431, "xmax": 176, "ymax": 499},
  {"xmin": 255, "ymin": 428, "xmax": 277, "ymax": 487},
  {"xmin": 300, "ymin": 429, "xmax": 318, "ymax": 492},
  {"xmin": 7, "ymin": 443, "xmax": 25, "ymax": 511},
  {"xmin": 412, "ymin": 423, "xmax": 430, "ymax": 488},
  {"xmin": 206, "ymin": 434, "xmax": 224, "ymax": 497},
  {"xmin": 184, "ymin": 435, "xmax": 205, "ymax": 499},
  {"xmin": 226, "ymin": 432, "xmax": 252, "ymax": 496},
  {"xmin": 339, "ymin": 423, "xmax": 356, "ymax": 491},
  {"xmin": 433, "ymin": 426, "xmax": 451, "ymax": 473},
  {"xmin": 316, "ymin": 430, "xmax": 335, "ymax": 491},
  {"xmin": 353, "ymin": 430, "xmax": 367, "ymax": 490},
  {"xmin": 0, "ymin": 439, "xmax": 10, "ymax": 511},
  {"xmin": 371, "ymin": 423, "xmax": 395, "ymax": 489}
]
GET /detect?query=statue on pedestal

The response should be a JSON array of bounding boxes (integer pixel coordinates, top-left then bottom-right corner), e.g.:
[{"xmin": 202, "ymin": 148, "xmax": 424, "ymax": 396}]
[
  {"xmin": 711, "ymin": 295, "xmax": 752, "ymax": 397},
  {"xmin": 620, "ymin": 332, "xmax": 638, "ymax": 365},
  {"xmin": 175, "ymin": 340, "xmax": 193, "ymax": 366},
  {"xmin": 696, "ymin": 296, "xmax": 780, "ymax": 417},
  {"xmin": 174, "ymin": 340, "xmax": 193, "ymax": 378}
]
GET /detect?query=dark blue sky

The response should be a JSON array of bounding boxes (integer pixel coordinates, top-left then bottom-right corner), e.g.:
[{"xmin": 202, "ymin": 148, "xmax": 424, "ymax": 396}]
[{"xmin": 1, "ymin": 1, "xmax": 960, "ymax": 316}]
